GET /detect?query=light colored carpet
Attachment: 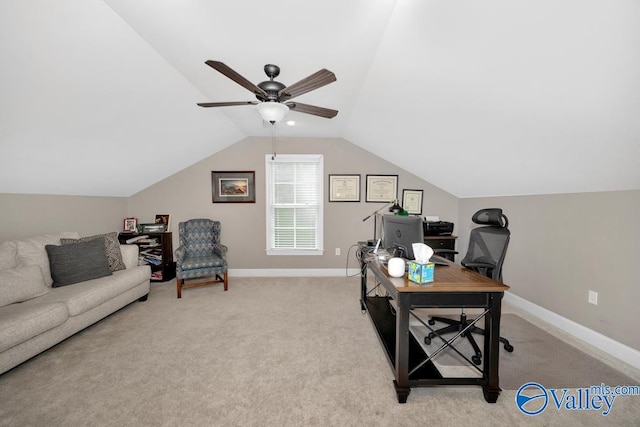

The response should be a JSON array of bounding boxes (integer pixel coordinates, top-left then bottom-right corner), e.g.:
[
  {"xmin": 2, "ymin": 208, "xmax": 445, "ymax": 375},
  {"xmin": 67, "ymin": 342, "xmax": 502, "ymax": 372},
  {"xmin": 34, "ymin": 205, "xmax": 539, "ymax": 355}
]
[{"xmin": 1, "ymin": 276, "xmax": 639, "ymax": 426}]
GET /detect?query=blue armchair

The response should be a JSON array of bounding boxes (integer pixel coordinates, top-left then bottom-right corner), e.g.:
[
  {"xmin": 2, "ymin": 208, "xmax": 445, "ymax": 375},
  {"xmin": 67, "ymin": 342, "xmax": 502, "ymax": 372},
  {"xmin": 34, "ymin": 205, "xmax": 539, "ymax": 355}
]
[{"xmin": 175, "ymin": 218, "xmax": 228, "ymax": 298}]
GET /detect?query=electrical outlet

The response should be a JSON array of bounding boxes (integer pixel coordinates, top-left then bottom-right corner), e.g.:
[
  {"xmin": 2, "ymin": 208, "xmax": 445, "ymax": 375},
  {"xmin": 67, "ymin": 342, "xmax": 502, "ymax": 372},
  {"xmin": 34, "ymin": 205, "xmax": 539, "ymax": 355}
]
[
  {"xmin": 588, "ymin": 290, "xmax": 598, "ymax": 305},
  {"xmin": 335, "ymin": 248, "xmax": 341, "ymax": 256}
]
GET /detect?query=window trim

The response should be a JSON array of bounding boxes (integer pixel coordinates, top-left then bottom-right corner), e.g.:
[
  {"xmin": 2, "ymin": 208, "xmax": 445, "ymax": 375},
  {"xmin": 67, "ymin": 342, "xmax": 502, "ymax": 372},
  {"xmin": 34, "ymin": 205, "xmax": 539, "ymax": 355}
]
[{"xmin": 265, "ymin": 154, "xmax": 324, "ymax": 256}]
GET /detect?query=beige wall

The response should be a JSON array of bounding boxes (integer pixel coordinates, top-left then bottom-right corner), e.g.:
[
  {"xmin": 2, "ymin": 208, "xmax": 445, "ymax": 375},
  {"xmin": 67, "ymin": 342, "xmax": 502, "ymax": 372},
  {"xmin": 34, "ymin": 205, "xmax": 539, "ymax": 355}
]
[
  {"xmin": 0, "ymin": 193, "xmax": 127, "ymax": 240},
  {"xmin": 2, "ymin": 141, "xmax": 637, "ymax": 354},
  {"xmin": 459, "ymin": 190, "xmax": 640, "ymax": 351},
  {"xmin": 126, "ymin": 136, "xmax": 459, "ymax": 269}
]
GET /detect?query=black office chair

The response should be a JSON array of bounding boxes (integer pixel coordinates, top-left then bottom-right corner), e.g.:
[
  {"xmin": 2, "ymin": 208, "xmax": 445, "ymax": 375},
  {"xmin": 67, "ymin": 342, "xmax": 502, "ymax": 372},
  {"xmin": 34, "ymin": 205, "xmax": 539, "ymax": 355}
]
[{"xmin": 424, "ymin": 208, "xmax": 514, "ymax": 365}]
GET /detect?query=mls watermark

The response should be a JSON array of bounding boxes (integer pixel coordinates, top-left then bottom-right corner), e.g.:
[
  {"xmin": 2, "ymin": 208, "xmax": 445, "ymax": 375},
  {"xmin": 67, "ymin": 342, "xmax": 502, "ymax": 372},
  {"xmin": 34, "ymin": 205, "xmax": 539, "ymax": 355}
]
[{"xmin": 515, "ymin": 381, "xmax": 640, "ymax": 416}]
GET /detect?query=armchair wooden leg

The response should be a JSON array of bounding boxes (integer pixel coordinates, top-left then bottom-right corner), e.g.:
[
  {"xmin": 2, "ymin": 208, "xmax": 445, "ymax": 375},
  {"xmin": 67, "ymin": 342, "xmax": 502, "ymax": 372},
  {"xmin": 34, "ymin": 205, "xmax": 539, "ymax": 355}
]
[
  {"xmin": 177, "ymin": 278, "xmax": 183, "ymax": 299},
  {"xmin": 223, "ymin": 271, "xmax": 228, "ymax": 291}
]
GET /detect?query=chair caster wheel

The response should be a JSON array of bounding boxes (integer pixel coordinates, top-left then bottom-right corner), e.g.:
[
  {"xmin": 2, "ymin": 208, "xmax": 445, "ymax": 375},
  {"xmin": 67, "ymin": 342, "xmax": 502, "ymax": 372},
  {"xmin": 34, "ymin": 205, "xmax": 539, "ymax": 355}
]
[
  {"xmin": 428, "ymin": 319, "xmax": 435, "ymax": 325},
  {"xmin": 424, "ymin": 336, "xmax": 431, "ymax": 345},
  {"xmin": 472, "ymin": 355, "xmax": 482, "ymax": 365},
  {"xmin": 504, "ymin": 344, "xmax": 514, "ymax": 352}
]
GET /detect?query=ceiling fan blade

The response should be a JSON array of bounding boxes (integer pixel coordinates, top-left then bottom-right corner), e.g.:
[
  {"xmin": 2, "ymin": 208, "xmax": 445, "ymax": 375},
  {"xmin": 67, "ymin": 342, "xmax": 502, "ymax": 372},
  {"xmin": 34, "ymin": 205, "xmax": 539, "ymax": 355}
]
[
  {"xmin": 205, "ymin": 60, "xmax": 267, "ymax": 97},
  {"xmin": 197, "ymin": 101, "xmax": 259, "ymax": 107},
  {"xmin": 285, "ymin": 102, "xmax": 338, "ymax": 119},
  {"xmin": 278, "ymin": 69, "xmax": 336, "ymax": 100}
]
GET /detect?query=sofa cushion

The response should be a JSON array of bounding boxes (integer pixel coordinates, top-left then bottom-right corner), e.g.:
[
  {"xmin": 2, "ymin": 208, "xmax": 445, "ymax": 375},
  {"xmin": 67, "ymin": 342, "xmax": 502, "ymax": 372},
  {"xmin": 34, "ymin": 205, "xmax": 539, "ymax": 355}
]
[
  {"xmin": 15, "ymin": 232, "xmax": 81, "ymax": 287},
  {"xmin": 0, "ymin": 241, "xmax": 18, "ymax": 270},
  {"xmin": 46, "ymin": 238, "xmax": 112, "ymax": 287},
  {"xmin": 60, "ymin": 232, "xmax": 126, "ymax": 272},
  {"xmin": 119, "ymin": 244, "xmax": 139, "ymax": 270},
  {"xmin": 0, "ymin": 265, "xmax": 49, "ymax": 308},
  {"xmin": 25, "ymin": 266, "xmax": 150, "ymax": 316},
  {"xmin": 0, "ymin": 302, "xmax": 68, "ymax": 353}
]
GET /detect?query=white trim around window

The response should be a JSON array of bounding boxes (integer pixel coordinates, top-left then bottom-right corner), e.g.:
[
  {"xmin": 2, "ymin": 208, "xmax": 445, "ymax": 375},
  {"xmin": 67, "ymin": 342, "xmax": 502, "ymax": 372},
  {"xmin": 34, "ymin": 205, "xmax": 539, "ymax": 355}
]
[{"xmin": 265, "ymin": 154, "xmax": 324, "ymax": 256}]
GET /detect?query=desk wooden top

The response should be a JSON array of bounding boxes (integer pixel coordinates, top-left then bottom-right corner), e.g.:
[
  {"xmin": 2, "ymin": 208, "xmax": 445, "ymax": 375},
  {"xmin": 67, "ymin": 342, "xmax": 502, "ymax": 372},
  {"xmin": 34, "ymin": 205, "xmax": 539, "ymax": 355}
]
[{"xmin": 367, "ymin": 256, "xmax": 510, "ymax": 293}]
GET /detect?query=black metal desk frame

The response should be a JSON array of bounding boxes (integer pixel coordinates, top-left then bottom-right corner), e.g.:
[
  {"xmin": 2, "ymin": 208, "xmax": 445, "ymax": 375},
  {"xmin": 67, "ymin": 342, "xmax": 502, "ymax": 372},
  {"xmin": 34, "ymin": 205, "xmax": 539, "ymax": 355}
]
[{"xmin": 359, "ymin": 251, "xmax": 506, "ymax": 404}]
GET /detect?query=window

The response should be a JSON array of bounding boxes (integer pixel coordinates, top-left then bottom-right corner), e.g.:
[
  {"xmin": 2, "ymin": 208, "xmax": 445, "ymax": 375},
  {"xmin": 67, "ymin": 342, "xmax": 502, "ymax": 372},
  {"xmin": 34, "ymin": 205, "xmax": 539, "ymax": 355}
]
[{"xmin": 265, "ymin": 154, "xmax": 323, "ymax": 255}]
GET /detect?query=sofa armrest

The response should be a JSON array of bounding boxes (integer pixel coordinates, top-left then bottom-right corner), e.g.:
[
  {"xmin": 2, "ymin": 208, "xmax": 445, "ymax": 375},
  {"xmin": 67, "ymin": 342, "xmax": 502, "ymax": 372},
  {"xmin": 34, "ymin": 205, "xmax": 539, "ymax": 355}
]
[{"xmin": 120, "ymin": 244, "xmax": 139, "ymax": 270}]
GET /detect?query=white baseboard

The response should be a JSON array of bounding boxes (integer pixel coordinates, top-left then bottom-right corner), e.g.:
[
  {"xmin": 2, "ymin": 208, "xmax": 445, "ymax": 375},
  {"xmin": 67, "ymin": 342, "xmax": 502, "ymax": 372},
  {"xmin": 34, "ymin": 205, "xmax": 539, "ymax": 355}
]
[
  {"xmin": 228, "ymin": 268, "xmax": 360, "ymax": 277},
  {"xmin": 504, "ymin": 292, "xmax": 640, "ymax": 371}
]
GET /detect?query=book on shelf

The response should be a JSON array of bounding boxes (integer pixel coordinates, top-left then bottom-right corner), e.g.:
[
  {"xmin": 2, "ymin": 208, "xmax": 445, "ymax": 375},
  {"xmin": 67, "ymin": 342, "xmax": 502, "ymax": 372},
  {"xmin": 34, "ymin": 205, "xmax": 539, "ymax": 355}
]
[
  {"xmin": 126, "ymin": 235, "xmax": 149, "ymax": 244},
  {"xmin": 140, "ymin": 251, "xmax": 161, "ymax": 259},
  {"xmin": 143, "ymin": 256, "xmax": 162, "ymax": 266}
]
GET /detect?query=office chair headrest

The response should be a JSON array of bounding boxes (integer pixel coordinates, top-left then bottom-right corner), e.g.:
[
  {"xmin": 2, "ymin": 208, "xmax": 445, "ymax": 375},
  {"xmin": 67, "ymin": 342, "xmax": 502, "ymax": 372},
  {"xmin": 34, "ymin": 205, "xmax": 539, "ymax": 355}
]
[{"xmin": 472, "ymin": 208, "xmax": 508, "ymax": 228}]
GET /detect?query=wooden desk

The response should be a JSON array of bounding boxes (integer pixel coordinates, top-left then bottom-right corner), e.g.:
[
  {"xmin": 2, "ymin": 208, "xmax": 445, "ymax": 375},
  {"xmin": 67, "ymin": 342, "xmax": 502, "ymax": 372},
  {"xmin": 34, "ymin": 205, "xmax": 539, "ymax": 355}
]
[{"xmin": 359, "ymin": 252, "xmax": 509, "ymax": 403}]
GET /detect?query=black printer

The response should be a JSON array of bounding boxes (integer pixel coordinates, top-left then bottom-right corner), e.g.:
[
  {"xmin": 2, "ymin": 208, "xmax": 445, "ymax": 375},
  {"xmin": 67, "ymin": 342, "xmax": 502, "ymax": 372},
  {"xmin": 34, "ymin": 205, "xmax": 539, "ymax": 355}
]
[{"xmin": 423, "ymin": 220, "xmax": 454, "ymax": 236}]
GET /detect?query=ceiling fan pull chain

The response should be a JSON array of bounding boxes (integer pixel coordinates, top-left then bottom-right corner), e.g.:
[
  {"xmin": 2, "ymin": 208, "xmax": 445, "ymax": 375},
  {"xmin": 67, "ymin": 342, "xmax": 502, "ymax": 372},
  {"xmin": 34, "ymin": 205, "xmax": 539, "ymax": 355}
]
[{"xmin": 271, "ymin": 123, "xmax": 277, "ymax": 160}]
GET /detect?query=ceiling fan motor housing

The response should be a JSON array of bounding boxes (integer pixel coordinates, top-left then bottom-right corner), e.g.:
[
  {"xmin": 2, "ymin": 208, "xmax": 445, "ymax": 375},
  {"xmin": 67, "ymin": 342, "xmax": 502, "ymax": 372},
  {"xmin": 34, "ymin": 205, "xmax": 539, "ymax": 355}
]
[
  {"xmin": 257, "ymin": 64, "xmax": 285, "ymax": 102},
  {"xmin": 257, "ymin": 80, "xmax": 285, "ymax": 102}
]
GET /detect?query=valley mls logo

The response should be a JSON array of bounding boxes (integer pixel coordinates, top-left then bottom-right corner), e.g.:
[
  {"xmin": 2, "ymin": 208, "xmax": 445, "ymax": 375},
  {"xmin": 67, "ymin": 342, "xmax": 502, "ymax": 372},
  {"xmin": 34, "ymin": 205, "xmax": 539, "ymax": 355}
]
[
  {"xmin": 515, "ymin": 381, "xmax": 640, "ymax": 416},
  {"xmin": 515, "ymin": 382, "xmax": 549, "ymax": 415}
]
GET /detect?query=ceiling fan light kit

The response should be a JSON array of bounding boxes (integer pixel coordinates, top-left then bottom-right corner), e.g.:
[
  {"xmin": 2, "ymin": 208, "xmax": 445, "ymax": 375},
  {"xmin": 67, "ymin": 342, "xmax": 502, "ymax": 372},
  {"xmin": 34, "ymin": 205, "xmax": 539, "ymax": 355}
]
[
  {"xmin": 257, "ymin": 102, "xmax": 290, "ymax": 124},
  {"xmin": 198, "ymin": 61, "xmax": 338, "ymax": 121}
]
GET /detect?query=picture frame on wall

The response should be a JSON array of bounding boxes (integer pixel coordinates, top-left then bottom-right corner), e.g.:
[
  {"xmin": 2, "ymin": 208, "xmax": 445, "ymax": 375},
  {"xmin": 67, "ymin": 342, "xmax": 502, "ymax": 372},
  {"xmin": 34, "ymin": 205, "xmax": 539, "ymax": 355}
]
[
  {"xmin": 402, "ymin": 189, "xmax": 424, "ymax": 215},
  {"xmin": 328, "ymin": 174, "xmax": 360, "ymax": 202},
  {"xmin": 212, "ymin": 171, "xmax": 256, "ymax": 203},
  {"xmin": 366, "ymin": 174, "xmax": 398, "ymax": 202},
  {"xmin": 123, "ymin": 217, "xmax": 137, "ymax": 232}
]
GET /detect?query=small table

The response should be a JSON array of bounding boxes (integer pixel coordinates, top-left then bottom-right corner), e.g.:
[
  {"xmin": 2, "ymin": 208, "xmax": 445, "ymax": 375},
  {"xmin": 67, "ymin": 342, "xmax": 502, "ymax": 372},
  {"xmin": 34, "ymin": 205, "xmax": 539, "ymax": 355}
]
[{"xmin": 359, "ymin": 248, "xmax": 509, "ymax": 403}]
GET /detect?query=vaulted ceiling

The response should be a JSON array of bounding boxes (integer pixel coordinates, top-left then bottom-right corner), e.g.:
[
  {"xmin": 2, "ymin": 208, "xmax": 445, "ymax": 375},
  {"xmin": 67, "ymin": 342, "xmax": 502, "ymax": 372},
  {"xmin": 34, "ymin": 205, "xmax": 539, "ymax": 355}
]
[{"xmin": 2, "ymin": 0, "xmax": 639, "ymax": 197}]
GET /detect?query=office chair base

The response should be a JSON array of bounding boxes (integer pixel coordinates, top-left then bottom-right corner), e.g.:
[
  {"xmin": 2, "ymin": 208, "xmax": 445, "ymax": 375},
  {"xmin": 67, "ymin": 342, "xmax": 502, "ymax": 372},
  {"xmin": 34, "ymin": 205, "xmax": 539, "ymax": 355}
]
[{"xmin": 425, "ymin": 315, "xmax": 514, "ymax": 365}]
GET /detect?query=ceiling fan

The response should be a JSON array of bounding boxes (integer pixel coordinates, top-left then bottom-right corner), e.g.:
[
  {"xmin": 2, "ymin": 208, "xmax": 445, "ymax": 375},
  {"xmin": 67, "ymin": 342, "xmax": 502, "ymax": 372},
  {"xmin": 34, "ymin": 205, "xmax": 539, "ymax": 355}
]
[{"xmin": 197, "ymin": 61, "xmax": 338, "ymax": 123}]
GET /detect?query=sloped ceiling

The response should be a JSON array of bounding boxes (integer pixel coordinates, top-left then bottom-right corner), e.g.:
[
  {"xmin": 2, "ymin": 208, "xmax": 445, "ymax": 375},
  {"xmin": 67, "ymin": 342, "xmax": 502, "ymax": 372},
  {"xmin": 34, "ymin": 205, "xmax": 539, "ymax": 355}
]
[{"xmin": 1, "ymin": 0, "xmax": 639, "ymax": 197}]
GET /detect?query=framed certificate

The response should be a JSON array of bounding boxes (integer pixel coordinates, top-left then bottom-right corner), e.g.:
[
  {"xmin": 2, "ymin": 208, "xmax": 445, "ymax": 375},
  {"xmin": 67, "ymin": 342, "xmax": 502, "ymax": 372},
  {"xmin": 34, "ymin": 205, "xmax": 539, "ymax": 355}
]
[
  {"xmin": 402, "ymin": 189, "xmax": 423, "ymax": 215},
  {"xmin": 329, "ymin": 174, "xmax": 360, "ymax": 202},
  {"xmin": 366, "ymin": 175, "xmax": 398, "ymax": 202}
]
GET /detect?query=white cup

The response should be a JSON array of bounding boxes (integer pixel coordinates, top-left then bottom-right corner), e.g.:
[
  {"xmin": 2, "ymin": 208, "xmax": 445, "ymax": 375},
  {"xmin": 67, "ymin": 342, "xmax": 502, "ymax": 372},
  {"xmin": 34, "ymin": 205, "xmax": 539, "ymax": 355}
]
[{"xmin": 388, "ymin": 257, "xmax": 405, "ymax": 277}]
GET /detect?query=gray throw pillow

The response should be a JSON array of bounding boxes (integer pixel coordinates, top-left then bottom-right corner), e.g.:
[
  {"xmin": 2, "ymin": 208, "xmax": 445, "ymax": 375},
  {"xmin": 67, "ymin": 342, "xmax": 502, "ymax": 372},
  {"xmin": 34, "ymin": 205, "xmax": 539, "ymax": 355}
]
[
  {"xmin": 60, "ymin": 232, "xmax": 126, "ymax": 272},
  {"xmin": 46, "ymin": 237, "xmax": 112, "ymax": 287}
]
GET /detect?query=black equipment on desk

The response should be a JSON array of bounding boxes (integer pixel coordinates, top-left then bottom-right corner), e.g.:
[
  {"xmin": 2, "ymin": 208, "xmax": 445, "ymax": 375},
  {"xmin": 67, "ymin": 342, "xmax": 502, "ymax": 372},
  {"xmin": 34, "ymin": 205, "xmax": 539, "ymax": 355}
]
[{"xmin": 423, "ymin": 220, "xmax": 454, "ymax": 236}]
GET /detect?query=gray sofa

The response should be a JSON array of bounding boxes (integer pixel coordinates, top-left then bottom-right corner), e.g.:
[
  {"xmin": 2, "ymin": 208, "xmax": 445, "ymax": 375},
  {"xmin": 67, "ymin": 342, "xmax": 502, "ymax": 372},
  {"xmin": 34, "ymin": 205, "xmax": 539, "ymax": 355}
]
[{"xmin": 0, "ymin": 232, "xmax": 150, "ymax": 375}]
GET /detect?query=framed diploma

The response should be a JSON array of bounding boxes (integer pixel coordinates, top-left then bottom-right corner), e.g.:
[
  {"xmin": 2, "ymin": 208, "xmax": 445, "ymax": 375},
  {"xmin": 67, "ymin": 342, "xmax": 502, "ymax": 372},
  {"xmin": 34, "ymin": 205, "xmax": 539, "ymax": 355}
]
[
  {"xmin": 329, "ymin": 174, "xmax": 360, "ymax": 202},
  {"xmin": 402, "ymin": 189, "xmax": 423, "ymax": 215},
  {"xmin": 366, "ymin": 175, "xmax": 398, "ymax": 202}
]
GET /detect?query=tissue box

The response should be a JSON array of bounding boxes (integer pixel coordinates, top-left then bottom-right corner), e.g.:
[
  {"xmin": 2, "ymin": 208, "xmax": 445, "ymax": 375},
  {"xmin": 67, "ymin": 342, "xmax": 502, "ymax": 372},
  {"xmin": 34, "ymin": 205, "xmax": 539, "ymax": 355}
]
[{"xmin": 408, "ymin": 261, "xmax": 434, "ymax": 284}]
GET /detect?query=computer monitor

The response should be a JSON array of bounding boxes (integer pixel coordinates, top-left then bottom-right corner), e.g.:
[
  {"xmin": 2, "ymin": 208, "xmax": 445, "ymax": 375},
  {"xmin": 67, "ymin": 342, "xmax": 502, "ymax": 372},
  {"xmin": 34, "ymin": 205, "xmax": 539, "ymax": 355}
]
[{"xmin": 381, "ymin": 214, "xmax": 424, "ymax": 260}]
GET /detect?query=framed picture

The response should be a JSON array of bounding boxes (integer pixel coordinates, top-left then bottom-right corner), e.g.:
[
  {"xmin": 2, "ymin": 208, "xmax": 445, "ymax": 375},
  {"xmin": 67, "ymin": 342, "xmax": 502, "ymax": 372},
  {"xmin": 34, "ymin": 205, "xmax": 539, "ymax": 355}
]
[
  {"xmin": 154, "ymin": 214, "xmax": 171, "ymax": 231},
  {"xmin": 366, "ymin": 174, "xmax": 398, "ymax": 202},
  {"xmin": 123, "ymin": 217, "xmax": 137, "ymax": 232},
  {"xmin": 402, "ymin": 189, "xmax": 424, "ymax": 215},
  {"xmin": 212, "ymin": 171, "xmax": 256, "ymax": 203},
  {"xmin": 328, "ymin": 174, "xmax": 360, "ymax": 202}
]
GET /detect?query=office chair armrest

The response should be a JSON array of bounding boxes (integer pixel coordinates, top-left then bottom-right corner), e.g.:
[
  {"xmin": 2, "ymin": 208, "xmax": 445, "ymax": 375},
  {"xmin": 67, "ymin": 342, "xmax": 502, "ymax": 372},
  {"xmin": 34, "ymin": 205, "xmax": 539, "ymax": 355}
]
[{"xmin": 462, "ymin": 261, "xmax": 495, "ymax": 269}]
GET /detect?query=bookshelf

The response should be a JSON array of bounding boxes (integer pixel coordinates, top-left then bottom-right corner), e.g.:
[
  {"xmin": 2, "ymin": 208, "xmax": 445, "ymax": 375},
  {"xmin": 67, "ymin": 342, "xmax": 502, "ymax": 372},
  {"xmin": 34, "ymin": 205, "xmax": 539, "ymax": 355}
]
[{"xmin": 118, "ymin": 232, "xmax": 176, "ymax": 282}]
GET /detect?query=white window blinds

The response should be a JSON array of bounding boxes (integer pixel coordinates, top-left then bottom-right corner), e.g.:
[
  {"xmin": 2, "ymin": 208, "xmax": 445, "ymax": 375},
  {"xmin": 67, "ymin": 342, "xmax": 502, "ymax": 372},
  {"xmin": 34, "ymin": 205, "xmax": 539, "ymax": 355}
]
[{"xmin": 265, "ymin": 154, "xmax": 323, "ymax": 255}]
